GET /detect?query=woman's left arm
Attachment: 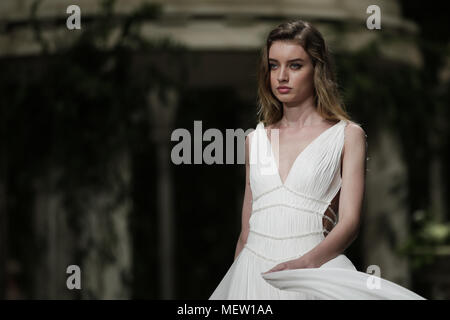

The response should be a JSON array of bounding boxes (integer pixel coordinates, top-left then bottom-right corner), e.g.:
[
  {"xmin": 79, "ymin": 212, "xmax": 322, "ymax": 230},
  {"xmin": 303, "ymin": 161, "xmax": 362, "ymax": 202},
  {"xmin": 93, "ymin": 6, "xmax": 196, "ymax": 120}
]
[{"xmin": 263, "ymin": 123, "xmax": 367, "ymax": 273}]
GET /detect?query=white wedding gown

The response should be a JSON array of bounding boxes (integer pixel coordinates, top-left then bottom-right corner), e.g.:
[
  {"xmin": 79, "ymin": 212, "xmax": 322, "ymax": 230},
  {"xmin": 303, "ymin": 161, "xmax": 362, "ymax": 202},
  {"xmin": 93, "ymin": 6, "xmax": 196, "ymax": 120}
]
[{"xmin": 209, "ymin": 119, "xmax": 426, "ymax": 300}]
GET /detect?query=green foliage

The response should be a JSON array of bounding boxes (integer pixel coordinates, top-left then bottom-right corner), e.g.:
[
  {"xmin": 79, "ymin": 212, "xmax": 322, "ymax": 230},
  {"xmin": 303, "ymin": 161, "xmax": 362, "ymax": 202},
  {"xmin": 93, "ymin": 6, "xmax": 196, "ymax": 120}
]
[
  {"xmin": 0, "ymin": 0, "xmax": 188, "ymax": 298},
  {"xmin": 335, "ymin": 39, "xmax": 450, "ymax": 273},
  {"xmin": 0, "ymin": 0, "xmax": 187, "ymax": 212},
  {"xmin": 398, "ymin": 209, "xmax": 450, "ymax": 270}
]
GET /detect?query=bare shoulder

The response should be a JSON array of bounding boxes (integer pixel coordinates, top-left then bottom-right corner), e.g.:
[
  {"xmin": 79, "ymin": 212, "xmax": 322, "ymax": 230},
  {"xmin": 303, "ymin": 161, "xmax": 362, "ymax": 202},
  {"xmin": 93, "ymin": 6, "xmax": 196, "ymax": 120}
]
[
  {"xmin": 345, "ymin": 121, "xmax": 367, "ymax": 140},
  {"xmin": 343, "ymin": 121, "xmax": 367, "ymax": 154}
]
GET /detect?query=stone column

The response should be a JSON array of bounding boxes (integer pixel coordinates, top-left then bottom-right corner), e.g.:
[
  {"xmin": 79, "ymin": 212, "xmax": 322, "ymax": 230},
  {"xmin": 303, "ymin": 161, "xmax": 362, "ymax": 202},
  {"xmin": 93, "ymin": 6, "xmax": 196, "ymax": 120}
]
[
  {"xmin": 363, "ymin": 126, "xmax": 412, "ymax": 288},
  {"xmin": 80, "ymin": 150, "xmax": 133, "ymax": 299},
  {"xmin": 147, "ymin": 86, "xmax": 178, "ymax": 299}
]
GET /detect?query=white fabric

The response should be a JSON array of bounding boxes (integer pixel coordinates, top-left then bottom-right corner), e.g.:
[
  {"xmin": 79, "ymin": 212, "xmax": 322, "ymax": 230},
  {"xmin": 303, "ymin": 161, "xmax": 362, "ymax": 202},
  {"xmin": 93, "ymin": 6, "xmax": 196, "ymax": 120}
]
[{"xmin": 209, "ymin": 119, "xmax": 426, "ymax": 300}]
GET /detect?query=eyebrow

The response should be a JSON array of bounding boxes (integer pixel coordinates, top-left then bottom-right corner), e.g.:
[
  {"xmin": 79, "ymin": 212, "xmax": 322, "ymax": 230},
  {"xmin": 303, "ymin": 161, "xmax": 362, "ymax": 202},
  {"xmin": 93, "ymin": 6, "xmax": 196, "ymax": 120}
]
[{"xmin": 268, "ymin": 58, "xmax": 304, "ymax": 63}]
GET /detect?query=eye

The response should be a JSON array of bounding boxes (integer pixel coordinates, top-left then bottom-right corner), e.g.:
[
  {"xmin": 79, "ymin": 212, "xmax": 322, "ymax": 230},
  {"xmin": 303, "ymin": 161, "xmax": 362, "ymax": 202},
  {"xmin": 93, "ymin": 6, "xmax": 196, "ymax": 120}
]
[
  {"xmin": 269, "ymin": 63, "xmax": 277, "ymax": 70},
  {"xmin": 291, "ymin": 63, "xmax": 302, "ymax": 69}
]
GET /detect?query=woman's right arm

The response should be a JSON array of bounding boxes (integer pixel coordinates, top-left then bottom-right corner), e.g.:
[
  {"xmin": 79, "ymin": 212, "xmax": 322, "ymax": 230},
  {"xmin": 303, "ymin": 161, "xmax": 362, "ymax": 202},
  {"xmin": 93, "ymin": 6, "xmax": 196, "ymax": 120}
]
[{"xmin": 234, "ymin": 134, "xmax": 253, "ymax": 260}]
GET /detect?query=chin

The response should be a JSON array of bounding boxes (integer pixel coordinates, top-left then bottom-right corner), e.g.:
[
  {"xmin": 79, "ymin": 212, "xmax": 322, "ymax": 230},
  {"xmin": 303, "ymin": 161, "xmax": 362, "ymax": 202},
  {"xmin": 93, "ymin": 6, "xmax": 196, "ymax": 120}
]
[{"xmin": 276, "ymin": 96, "xmax": 293, "ymax": 103}]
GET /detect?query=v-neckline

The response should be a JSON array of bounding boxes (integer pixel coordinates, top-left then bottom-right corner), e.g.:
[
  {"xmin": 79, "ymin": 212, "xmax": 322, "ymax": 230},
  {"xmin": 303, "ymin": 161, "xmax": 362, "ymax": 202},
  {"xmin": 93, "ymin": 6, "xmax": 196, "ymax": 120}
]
[{"xmin": 261, "ymin": 119, "xmax": 343, "ymax": 186}]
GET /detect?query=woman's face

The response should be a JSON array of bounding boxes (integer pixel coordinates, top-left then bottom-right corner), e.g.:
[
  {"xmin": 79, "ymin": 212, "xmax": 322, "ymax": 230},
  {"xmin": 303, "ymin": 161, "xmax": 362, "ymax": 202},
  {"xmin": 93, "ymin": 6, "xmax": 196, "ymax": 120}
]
[{"xmin": 269, "ymin": 41, "xmax": 315, "ymax": 106}]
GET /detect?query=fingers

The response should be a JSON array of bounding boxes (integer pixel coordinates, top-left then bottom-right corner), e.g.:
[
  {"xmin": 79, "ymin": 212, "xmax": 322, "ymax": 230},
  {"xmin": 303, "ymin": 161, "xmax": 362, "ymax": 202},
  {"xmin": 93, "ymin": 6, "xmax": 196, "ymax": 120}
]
[{"xmin": 262, "ymin": 263, "xmax": 287, "ymax": 274}]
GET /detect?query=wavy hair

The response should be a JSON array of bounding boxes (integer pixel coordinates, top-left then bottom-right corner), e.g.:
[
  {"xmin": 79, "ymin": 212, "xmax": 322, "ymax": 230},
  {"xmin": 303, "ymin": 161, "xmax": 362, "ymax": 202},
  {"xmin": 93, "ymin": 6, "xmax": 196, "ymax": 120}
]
[{"xmin": 256, "ymin": 19, "xmax": 351, "ymax": 126}]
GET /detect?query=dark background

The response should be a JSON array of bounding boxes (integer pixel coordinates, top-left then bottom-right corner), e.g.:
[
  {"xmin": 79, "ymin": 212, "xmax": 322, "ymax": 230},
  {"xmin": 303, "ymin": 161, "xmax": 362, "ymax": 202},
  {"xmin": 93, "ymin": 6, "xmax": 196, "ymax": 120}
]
[{"xmin": 0, "ymin": 0, "xmax": 449, "ymax": 299}]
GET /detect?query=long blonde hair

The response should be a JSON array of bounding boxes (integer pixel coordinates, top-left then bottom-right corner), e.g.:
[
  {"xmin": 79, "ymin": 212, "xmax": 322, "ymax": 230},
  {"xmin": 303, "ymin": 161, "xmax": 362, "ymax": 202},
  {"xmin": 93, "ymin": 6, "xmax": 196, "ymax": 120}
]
[{"xmin": 257, "ymin": 19, "xmax": 351, "ymax": 126}]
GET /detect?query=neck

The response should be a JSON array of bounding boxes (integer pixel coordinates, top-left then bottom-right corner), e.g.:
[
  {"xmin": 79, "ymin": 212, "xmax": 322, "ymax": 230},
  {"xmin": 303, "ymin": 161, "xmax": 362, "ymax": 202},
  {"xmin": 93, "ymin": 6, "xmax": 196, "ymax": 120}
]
[{"xmin": 280, "ymin": 97, "xmax": 322, "ymax": 128}]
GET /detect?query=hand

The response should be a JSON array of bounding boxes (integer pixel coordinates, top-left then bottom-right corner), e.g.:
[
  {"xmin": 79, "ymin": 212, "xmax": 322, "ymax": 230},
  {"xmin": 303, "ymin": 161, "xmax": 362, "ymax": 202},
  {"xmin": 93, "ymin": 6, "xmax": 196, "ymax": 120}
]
[{"xmin": 261, "ymin": 256, "xmax": 318, "ymax": 274}]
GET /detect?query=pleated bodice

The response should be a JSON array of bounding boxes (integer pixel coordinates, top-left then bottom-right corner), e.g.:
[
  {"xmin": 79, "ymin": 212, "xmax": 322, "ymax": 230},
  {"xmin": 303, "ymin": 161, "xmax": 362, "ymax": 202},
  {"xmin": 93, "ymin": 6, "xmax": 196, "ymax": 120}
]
[{"xmin": 246, "ymin": 119, "xmax": 347, "ymax": 262}]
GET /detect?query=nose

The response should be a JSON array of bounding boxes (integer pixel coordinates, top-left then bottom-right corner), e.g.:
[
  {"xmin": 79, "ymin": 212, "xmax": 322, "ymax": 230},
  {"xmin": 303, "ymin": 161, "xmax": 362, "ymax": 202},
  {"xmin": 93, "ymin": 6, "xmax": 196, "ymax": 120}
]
[{"xmin": 277, "ymin": 65, "xmax": 288, "ymax": 82}]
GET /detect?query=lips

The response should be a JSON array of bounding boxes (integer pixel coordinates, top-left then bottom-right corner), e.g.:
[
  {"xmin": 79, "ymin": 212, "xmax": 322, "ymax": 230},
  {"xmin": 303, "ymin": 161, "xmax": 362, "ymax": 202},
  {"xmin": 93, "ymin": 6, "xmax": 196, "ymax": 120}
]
[{"xmin": 277, "ymin": 86, "xmax": 291, "ymax": 93}]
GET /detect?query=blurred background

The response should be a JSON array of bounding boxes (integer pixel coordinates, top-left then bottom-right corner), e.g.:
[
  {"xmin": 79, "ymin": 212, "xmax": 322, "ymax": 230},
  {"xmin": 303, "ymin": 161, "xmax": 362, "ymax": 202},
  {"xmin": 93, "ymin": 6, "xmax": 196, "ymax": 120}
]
[{"xmin": 0, "ymin": 0, "xmax": 449, "ymax": 299}]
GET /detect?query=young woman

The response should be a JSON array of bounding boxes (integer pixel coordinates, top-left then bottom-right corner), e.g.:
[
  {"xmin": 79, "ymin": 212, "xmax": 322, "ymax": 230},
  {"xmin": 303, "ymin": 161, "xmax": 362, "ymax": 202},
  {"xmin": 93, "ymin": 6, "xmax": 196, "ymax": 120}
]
[{"xmin": 209, "ymin": 19, "xmax": 425, "ymax": 299}]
